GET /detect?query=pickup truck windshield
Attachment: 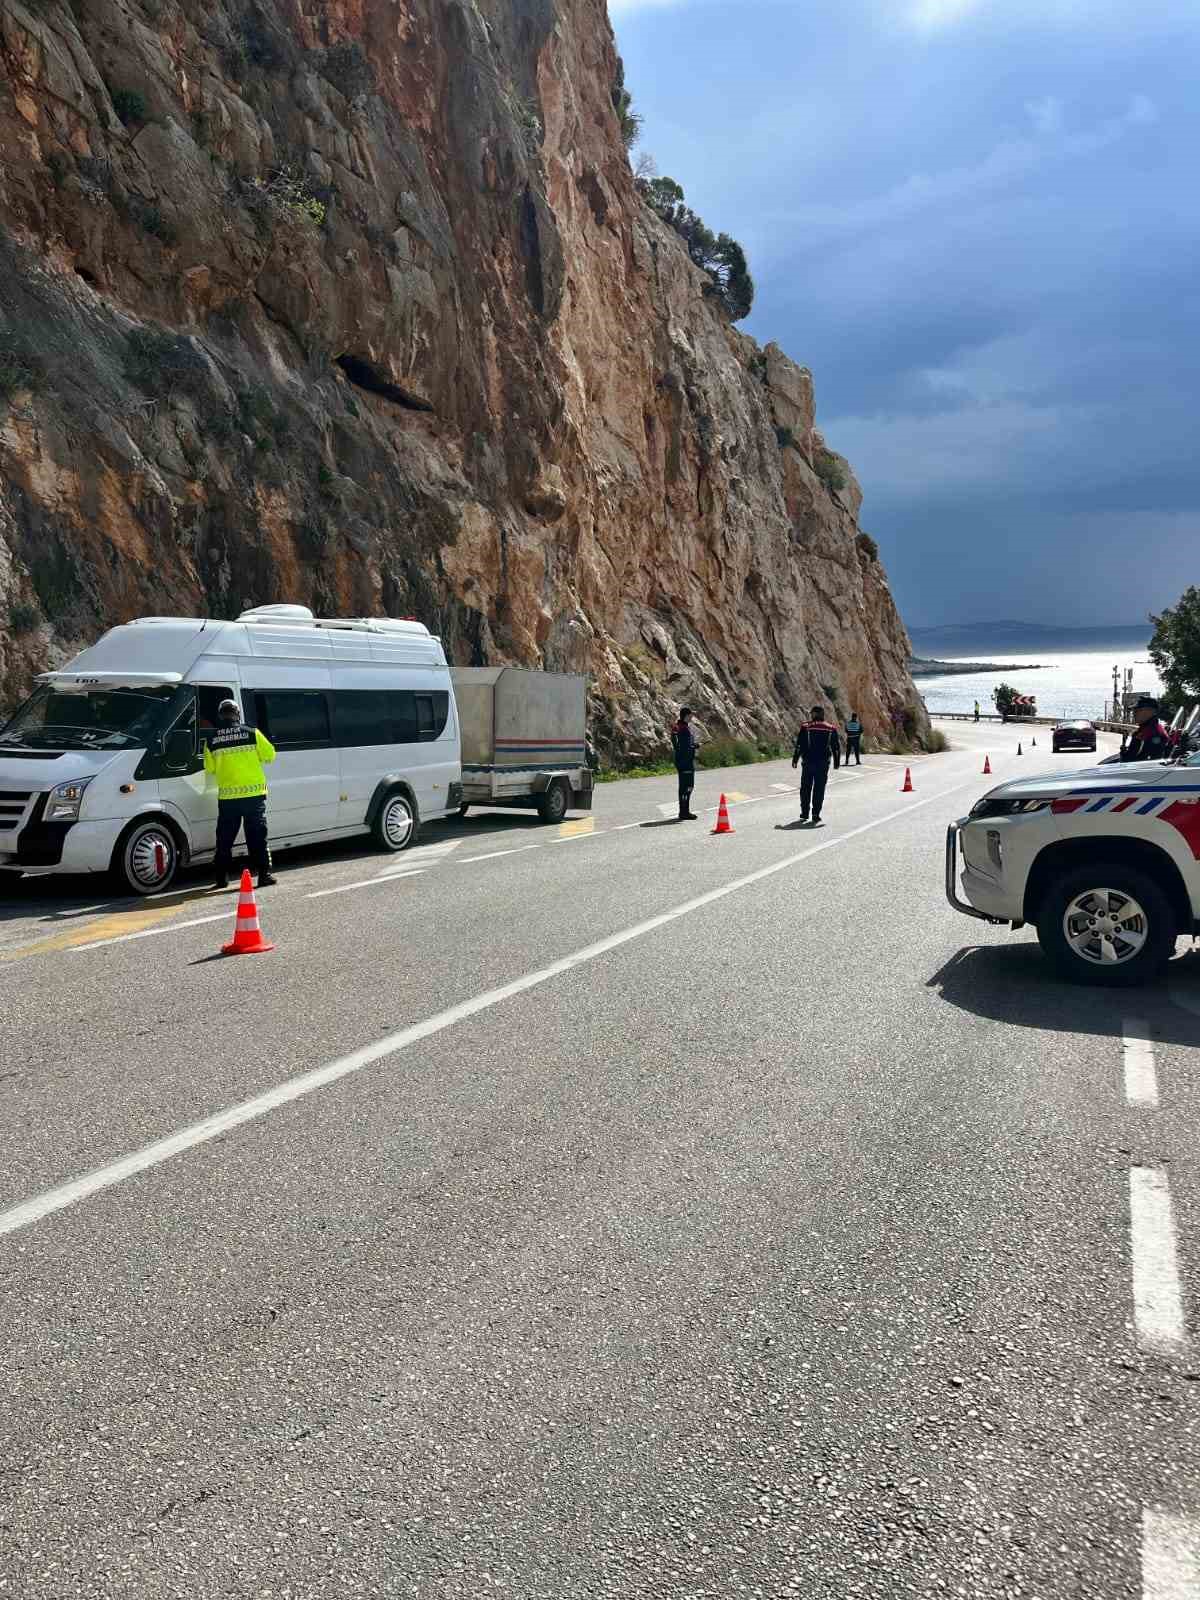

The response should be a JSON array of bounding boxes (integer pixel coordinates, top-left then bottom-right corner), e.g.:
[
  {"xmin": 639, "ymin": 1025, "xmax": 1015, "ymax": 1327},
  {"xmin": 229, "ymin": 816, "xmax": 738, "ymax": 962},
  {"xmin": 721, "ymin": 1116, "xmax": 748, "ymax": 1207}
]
[{"xmin": 0, "ymin": 684, "xmax": 181, "ymax": 751}]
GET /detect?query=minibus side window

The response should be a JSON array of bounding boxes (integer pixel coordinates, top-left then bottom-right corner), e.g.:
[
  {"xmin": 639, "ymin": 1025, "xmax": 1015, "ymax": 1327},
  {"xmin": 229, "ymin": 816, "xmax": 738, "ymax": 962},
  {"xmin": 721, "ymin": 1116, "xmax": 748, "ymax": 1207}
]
[
  {"xmin": 415, "ymin": 695, "xmax": 436, "ymax": 740},
  {"xmin": 254, "ymin": 691, "xmax": 331, "ymax": 748},
  {"xmin": 331, "ymin": 691, "xmax": 392, "ymax": 747},
  {"xmin": 389, "ymin": 692, "xmax": 418, "ymax": 744},
  {"xmin": 196, "ymin": 686, "xmax": 236, "ymax": 744}
]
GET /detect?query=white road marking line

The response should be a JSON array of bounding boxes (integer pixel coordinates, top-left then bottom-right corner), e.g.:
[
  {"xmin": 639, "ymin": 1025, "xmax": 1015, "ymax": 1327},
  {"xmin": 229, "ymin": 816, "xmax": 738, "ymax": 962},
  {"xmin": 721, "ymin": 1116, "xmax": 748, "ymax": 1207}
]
[
  {"xmin": 0, "ymin": 776, "xmax": 978, "ymax": 1241},
  {"xmin": 459, "ymin": 845, "xmax": 542, "ymax": 862},
  {"xmin": 1142, "ymin": 1509, "xmax": 1200, "ymax": 1598},
  {"xmin": 771, "ymin": 783, "xmax": 793, "ymax": 792},
  {"xmin": 1129, "ymin": 1168, "xmax": 1186, "ymax": 1355},
  {"xmin": 1123, "ymin": 1021, "xmax": 1160, "ymax": 1108},
  {"xmin": 656, "ymin": 802, "xmax": 678, "ymax": 818},
  {"xmin": 306, "ymin": 870, "xmax": 426, "ymax": 899},
  {"xmin": 550, "ymin": 830, "xmax": 603, "ymax": 844},
  {"xmin": 70, "ymin": 911, "xmax": 232, "ymax": 952},
  {"xmin": 374, "ymin": 840, "xmax": 462, "ymax": 878}
]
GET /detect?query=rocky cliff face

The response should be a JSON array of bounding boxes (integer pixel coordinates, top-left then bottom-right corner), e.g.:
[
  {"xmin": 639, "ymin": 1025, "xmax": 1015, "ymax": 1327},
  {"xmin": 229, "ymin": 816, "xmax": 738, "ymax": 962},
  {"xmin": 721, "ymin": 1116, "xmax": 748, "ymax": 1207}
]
[{"xmin": 0, "ymin": 0, "xmax": 926, "ymax": 757}]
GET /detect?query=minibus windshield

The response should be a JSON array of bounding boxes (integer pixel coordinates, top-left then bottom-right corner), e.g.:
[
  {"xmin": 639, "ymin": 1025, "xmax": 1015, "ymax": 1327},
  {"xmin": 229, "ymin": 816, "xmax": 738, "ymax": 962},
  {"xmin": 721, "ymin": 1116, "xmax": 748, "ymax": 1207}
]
[{"xmin": 0, "ymin": 684, "xmax": 181, "ymax": 751}]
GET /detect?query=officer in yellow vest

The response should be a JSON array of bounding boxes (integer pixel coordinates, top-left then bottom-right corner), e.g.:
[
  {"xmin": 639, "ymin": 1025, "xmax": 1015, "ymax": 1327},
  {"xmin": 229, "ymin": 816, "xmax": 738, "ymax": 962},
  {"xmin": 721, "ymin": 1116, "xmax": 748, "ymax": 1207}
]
[{"xmin": 203, "ymin": 698, "xmax": 277, "ymax": 889}]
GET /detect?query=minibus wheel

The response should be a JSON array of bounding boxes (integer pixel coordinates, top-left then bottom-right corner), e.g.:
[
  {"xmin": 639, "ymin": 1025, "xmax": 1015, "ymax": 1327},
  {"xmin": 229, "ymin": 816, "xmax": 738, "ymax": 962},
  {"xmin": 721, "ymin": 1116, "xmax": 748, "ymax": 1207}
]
[
  {"xmin": 113, "ymin": 816, "xmax": 181, "ymax": 896},
  {"xmin": 373, "ymin": 789, "xmax": 418, "ymax": 853}
]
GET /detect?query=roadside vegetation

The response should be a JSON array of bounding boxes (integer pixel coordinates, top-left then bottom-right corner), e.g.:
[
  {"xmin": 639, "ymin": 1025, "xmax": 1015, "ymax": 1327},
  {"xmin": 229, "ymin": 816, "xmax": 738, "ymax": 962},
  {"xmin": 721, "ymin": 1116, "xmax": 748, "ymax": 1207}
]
[
  {"xmin": 597, "ymin": 737, "xmax": 789, "ymax": 783},
  {"xmin": 1149, "ymin": 586, "xmax": 1200, "ymax": 715}
]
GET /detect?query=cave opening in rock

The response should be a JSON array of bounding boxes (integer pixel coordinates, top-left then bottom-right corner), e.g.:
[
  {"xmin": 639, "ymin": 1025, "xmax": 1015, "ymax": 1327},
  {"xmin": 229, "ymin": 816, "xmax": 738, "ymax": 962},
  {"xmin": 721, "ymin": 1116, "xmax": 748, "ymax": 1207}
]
[{"xmin": 335, "ymin": 353, "xmax": 434, "ymax": 413}]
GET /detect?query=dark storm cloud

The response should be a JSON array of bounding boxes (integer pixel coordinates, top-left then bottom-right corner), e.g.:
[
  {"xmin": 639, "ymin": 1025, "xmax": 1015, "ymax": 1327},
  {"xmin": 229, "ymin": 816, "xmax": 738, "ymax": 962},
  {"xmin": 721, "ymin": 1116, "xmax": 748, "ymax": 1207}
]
[{"xmin": 611, "ymin": 0, "xmax": 1200, "ymax": 624}]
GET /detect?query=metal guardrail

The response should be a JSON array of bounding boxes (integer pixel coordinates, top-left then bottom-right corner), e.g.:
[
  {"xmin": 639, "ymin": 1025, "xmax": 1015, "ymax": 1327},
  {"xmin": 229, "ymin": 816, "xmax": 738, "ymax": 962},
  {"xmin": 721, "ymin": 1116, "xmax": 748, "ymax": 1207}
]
[{"xmin": 930, "ymin": 712, "xmax": 1135, "ymax": 733}]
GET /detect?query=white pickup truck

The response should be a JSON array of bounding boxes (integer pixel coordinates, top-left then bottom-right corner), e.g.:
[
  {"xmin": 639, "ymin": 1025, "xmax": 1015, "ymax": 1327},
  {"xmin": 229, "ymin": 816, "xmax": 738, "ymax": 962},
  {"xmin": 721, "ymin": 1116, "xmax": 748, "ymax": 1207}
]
[{"xmin": 947, "ymin": 749, "xmax": 1200, "ymax": 985}]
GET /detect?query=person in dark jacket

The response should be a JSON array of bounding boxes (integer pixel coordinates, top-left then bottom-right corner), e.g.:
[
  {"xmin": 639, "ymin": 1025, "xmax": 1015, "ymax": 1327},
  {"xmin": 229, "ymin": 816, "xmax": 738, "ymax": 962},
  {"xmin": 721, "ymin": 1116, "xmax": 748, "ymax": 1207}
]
[
  {"xmin": 671, "ymin": 706, "xmax": 699, "ymax": 820},
  {"xmin": 844, "ymin": 712, "xmax": 863, "ymax": 766},
  {"xmin": 1121, "ymin": 697, "xmax": 1171, "ymax": 762},
  {"xmin": 792, "ymin": 704, "xmax": 840, "ymax": 824}
]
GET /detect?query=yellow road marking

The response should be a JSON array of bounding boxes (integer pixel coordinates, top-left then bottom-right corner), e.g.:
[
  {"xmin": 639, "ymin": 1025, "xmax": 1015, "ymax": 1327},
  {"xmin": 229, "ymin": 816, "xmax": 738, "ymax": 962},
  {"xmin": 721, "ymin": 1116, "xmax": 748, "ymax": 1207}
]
[
  {"xmin": 557, "ymin": 817, "xmax": 597, "ymax": 839},
  {"xmin": 723, "ymin": 790, "xmax": 752, "ymax": 803},
  {"xmin": 0, "ymin": 890, "xmax": 222, "ymax": 964}
]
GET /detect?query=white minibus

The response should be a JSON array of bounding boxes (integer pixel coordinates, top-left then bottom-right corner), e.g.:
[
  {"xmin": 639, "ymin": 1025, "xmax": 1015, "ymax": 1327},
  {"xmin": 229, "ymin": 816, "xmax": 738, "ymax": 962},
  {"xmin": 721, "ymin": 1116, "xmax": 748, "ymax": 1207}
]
[{"xmin": 0, "ymin": 605, "xmax": 462, "ymax": 894}]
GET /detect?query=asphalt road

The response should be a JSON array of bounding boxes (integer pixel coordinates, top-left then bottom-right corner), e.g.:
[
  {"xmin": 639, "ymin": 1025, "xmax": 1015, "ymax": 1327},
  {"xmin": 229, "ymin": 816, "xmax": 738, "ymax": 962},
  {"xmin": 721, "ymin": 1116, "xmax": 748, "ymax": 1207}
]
[{"xmin": 1, "ymin": 722, "xmax": 1197, "ymax": 1599}]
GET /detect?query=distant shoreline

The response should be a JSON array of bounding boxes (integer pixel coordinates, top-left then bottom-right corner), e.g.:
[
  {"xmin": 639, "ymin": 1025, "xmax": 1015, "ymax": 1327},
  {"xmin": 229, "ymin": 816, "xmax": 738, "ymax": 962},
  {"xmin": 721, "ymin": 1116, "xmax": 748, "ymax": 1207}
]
[{"xmin": 909, "ymin": 657, "xmax": 1045, "ymax": 677}]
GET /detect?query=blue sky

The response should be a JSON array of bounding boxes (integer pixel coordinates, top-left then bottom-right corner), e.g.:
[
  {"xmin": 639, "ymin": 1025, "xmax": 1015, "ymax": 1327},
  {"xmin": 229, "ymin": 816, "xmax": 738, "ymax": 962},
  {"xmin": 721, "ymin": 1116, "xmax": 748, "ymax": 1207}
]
[{"xmin": 609, "ymin": 0, "xmax": 1199, "ymax": 628}]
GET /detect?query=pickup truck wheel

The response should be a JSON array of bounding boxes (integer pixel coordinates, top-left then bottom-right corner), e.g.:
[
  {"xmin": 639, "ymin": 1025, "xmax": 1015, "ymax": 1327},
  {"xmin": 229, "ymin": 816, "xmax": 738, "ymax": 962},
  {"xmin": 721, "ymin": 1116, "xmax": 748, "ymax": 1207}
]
[
  {"xmin": 457, "ymin": 803, "xmax": 470, "ymax": 819},
  {"xmin": 373, "ymin": 790, "xmax": 418, "ymax": 853},
  {"xmin": 1036, "ymin": 862, "xmax": 1176, "ymax": 986},
  {"xmin": 537, "ymin": 779, "xmax": 569, "ymax": 825}
]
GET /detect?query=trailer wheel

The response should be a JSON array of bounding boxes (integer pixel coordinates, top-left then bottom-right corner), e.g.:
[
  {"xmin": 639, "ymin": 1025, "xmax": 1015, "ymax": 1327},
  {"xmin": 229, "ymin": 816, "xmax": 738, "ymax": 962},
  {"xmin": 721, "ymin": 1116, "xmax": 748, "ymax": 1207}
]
[{"xmin": 537, "ymin": 779, "xmax": 570, "ymax": 825}]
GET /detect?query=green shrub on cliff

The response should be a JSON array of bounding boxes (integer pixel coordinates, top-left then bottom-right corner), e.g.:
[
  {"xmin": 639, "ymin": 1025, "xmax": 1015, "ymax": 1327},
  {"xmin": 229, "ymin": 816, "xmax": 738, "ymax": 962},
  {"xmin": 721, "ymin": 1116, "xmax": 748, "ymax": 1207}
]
[
  {"xmin": 638, "ymin": 176, "xmax": 754, "ymax": 322},
  {"xmin": 813, "ymin": 449, "xmax": 846, "ymax": 494},
  {"xmin": 0, "ymin": 339, "xmax": 42, "ymax": 401},
  {"xmin": 110, "ymin": 89, "xmax": 147, "ymax": 127},
  {"xmin": 611, "ymin": 58, "xmax": 642, "ymax": 152}
]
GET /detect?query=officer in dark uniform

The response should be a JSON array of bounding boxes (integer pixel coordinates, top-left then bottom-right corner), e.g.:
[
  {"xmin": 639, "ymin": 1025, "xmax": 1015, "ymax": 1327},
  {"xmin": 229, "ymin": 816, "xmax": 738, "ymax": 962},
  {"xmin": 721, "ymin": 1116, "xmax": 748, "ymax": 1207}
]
[
  {"xmin": 792, "ymin": 704, "xmax": 840, "ymax": 825},
  {"xmin": 1121, "ymin": 697, "xmax": 1170, "ymax": 762},
  {"xmin": 671, "ymin": 705, "xmax": 699, "ymax": 821}
]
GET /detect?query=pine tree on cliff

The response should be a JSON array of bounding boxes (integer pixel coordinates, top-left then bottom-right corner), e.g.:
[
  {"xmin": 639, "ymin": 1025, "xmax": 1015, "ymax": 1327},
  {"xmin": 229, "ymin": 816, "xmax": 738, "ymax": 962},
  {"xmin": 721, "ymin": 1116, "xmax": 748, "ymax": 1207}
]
[{"xmin": 638, "ymin": 177, "xmax": 755, "ymax": 322}]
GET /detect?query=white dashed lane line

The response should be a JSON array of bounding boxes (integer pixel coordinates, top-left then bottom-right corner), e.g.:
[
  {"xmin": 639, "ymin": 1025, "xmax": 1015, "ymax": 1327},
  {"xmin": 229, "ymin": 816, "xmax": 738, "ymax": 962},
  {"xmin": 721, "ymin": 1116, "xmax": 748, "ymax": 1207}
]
[
  {"xmin": 1123, "ymin": 1019, "xmax": 1160, "ymax": 1108},
  {"xmin": 1142, "ymin": 1509, "xmax": 1200, "ymax": 1598},
  {"xmin": 306, "ymin": 869, "xmax": 426, "ymax": 900},
  {"xmin": 1129, "ymin": 1167, "xmax": 1187, "ymax": 1356}
]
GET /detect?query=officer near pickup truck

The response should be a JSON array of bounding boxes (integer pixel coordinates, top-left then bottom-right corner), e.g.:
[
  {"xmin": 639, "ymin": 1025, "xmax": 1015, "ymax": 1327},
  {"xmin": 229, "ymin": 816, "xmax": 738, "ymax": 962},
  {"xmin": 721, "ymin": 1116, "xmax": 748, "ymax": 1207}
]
[
  {"xmin": 203, "ymin": 698, "xmax": 277, "ymax": 889},
  {"xmin": 792, "ymin": 704, "xmax": 840, "ymax": 825},
  {"xmin": 1120, "ymin": 697, "xmax": 1170, "ymax": 762}
]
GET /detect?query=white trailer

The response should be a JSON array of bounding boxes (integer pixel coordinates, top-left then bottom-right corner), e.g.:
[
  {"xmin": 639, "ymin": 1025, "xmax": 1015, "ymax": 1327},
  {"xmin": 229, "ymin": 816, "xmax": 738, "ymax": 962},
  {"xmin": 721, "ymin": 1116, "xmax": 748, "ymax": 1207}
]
[{"xmin": 451, "ymin": 667, "xmax": 593, "ymax": 824}]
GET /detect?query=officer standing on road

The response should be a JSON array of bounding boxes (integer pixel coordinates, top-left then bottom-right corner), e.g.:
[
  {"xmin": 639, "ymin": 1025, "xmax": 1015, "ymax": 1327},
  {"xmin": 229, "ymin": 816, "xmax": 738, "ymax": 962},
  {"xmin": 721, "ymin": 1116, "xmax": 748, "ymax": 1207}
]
[
  {"xmin": 844, "ymin": 710, "xmax": 863, "ymax": 766},
  {"xmin": 204, "ymin": 698, "xmax": 278, "ymax": 889},
  {"xmin": 792, "ymin": 704, "xmax": 840, "ymax": 825},
  {"xmin": 671, "ymin": 705, "xmax": 700, "ymax": 821},
  {"xmin": 1120, "ymin": 697, "xmax": 1170, "ymax": 763},
  {"xmin": 973, "ymin": 700, "xmax": 980, "ymax": 723}
]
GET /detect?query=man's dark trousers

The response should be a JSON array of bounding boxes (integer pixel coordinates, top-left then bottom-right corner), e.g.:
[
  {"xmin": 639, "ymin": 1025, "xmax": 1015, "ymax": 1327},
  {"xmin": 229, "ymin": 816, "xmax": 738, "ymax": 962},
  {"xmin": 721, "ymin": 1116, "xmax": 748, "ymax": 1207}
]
[
  {"xmin": 845, "ymin": 734, "xmax": 862, "ymax": 765},
  {"xmin": 677, "ymin": 767, "xmax": 695, "ymax": 819},
  {"xmin": 215, "ymin": 796, "xmax": 271, "ymax": 878},
  {"xmin": 800, "ymin": 761, "xmax": 830, "ymax": 821}
]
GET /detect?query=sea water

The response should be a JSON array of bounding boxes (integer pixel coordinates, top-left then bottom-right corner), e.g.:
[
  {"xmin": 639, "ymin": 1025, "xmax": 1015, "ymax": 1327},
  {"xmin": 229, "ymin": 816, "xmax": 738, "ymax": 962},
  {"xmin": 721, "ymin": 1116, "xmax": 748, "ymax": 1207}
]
[{"xmin": 916, "ymin": 647, "xmax": 1162, "ymax": 721}]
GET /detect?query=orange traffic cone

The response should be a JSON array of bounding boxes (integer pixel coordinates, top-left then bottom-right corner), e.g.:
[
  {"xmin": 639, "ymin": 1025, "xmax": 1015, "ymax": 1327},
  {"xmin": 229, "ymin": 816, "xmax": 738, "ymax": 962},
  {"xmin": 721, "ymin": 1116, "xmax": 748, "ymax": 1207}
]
[
  {"xmin": 712, "ymin": 794, "xmax": 734, "ymax": 835},
  {"xmin": 901, "ymin": 767, "xmax": 913, "ymax": 793},
  {"xmin": 222, "ymin": 869, "xmax": 274, "ymax": 955},
  {"xmin": 983, "ymin": 755, "xmax": 992, "ymax": 775},
  {"xmin": 1017, "ymin": 742, "xmax": 1023, "ymax": 756},
  {"xmin": 1032, "ymin": 737, "xmax": 1036, "ymax": 747}
]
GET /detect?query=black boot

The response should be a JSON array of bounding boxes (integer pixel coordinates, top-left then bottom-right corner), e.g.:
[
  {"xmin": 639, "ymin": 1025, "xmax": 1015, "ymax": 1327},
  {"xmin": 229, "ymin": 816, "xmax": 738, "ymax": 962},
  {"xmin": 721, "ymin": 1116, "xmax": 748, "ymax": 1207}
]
[{"xmin": 257, "ymin": 872, "xmax": 277, "ymax": 888}]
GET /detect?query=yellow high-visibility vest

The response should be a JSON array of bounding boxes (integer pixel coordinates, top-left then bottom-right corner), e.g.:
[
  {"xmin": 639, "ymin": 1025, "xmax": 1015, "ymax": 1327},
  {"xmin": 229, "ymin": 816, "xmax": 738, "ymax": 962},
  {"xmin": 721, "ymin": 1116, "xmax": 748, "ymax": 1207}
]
[{"xmin": 203, "ymin": 723, "xmax": 276, "ymax": 800}]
